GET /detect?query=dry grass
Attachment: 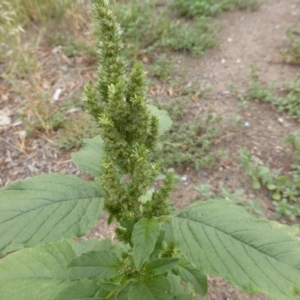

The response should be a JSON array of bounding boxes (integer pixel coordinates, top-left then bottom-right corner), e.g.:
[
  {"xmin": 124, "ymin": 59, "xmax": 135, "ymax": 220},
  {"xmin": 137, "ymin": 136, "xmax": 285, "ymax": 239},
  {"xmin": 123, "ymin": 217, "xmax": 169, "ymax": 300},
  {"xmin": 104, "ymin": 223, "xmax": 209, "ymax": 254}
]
[{"xmin": 1, "ymin": 0, "xmax": 95, "ymax": 136}]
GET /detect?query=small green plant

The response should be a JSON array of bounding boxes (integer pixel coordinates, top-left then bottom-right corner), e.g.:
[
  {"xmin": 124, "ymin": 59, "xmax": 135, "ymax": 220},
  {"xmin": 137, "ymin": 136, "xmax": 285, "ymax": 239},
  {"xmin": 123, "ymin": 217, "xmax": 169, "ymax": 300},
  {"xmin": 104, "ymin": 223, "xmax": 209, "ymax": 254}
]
[
  {"xmin": 61, "ymin": 36, "xmax": 97, "ymax": 59},
  {"xmin": 239, "ymin": 142, "xmax": 300, "ymax": 220},
  {"xmin": 280, "ymin": 28, "xmax": 300, "ymax": 64},
  {"xmin": 1, "ymin": 1, "xmax": 300, "ymax": 300},
  {"xmin": 149, "ymin": 54, "xmax": 174, "ymax": 81},
  {"xmin": 114, "ymin": 0, "xmax": 219, "ymax": 57},
  {"xmin": 155, "ymin": 98, "xmax": 223, "ymax": 169},
  {"xmin": 231, "ymin": 64, "xmax": 300, "ymax": 121},
  {"xmin": 194, "ymin": 184, "xmax": 264, "ymax": 217},
  {"xmin": 171, "ymin": 0, "xmax": 260, "ymax": 18},
  {"xmin": 276, "ymin": 73, "xmax": 300, "ymax": 120},
  {"xmin": 229, "ymin": 64, "xmax": 276, "ymax": 103},
  {"xmin": 54, "ymin": 113, "xmax": 100, "ymax": 150}
]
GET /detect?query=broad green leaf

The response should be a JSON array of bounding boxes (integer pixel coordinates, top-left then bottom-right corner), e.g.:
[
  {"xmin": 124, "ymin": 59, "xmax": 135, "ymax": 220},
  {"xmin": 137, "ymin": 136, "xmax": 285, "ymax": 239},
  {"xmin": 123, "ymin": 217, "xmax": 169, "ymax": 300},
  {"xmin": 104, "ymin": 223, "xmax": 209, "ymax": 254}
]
[
  {"xmin": 69, "ymin": 250, "xmax": 120, "ymax": 280},
  {"xmin": 150, "ymin": 230, "xmax": 165, "ymax": 258},
  {"xmin": 167, "ymin": 273, "xmax": 188, "ymax": 297},
  {"xmin": 148, "ymin": 105, "xmax": 172, "ymax": 135},
  {"xmin": 267, "ymin": 183, "xmax": 276, "ymax": 191},
  {"xmin": 145, "ymin": 258, "xmax": 179, "ymax": 275},
  {"xmin": 174, "ymin": 295, "xmax": 193, "ymax": 300},
  {"xmin": 252, "ymin": 178, "xmax": 261, "ymax": 189},
  {"xmin": 128, "ymin": 276, "xmax": 171, "ymax": 300},
  {"xmin": 54, "ymin": 279, "xmax": 109, "ymax": 300},
  {"xmin": 72, "ymin": 135, "xmax": 104, "ymax": 177},
  {"xmin": 272, "ymin": 192, "xmax": 281, "ymax": 200},
  {"xmin": 72, "ymin": 239, "xmax": 113, "ymax": 256},
  {"xmin": 161, "ymin": 220, "xmax": 175, "ymax": 243},
  {"xmin": 112, "ymin": 242, "xmax": 130, "ymax": 259},
  {"xmin": 0, "ymin": 174, "xmax": 104, "ymax": 254},
  {"xmin": 98, "ymin": 282, "xmax": 122, "ymax": 291},
  {"xmin": 132, "ymin": 218, "xmax": 160, "ymax": 269},
  {"xmin": 0, "ymin": 239, "xmax": 76, "ymax": 300},
  {"xmin": 173, "ymin": 200, "xmax": 300, "ymax": 300},
  {"xmin": 176, "ymin": 259, "xmax": 207, "ymax": 295},
  {"xmin": 109, "ymin": 283, "xmax": 131, "ymax": 300}
]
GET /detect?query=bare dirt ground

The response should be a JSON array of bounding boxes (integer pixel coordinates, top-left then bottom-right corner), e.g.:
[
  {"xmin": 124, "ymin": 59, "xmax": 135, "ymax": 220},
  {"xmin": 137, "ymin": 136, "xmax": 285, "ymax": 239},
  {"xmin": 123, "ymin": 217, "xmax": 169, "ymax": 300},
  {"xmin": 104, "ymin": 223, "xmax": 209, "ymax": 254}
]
[{"xmin": 1, "ymin": 0, "xmax": 300, "ymax": 299}]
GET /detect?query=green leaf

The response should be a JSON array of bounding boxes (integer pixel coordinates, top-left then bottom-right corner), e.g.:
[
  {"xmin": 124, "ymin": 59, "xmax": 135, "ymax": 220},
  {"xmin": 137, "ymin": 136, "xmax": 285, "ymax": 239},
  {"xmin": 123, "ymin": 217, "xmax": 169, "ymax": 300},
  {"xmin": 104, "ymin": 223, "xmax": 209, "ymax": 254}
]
[
  {"xmin": 72, "ymin": 239, "xmax": 113, "ymax": 256},
  {"xmin": 252, "ymin": 178, "xmax": 261, "ymax": 189},
  {"xmin": 267, "ymin": 183, "xmax": 276, "ymax": 190},
  {"xmin": 69, "ymin": 250, "xmax": 120, "ymax": 280},
  {"xmin": 173, "ymin": 200, "xmax": 300, "ymax": 300},
  {"xmin": 174, "ymin": 295, "xmax": 193, "ymax": 300},
  {"xmin": 148, "ymin": 105, "xmax": 172, "ymax": 135},
  {"xmin": 176, "ymin": 259, "xmax": 207, "ymax": 295},
  {"xmin": 109, "ymin": 283, "xmax": 131, "ymax": 300},
  {"xmin": 0, "ymin": 239, "xmax": 76, "ymax": 300},
  {"xmin": 272, "ymin": 191, "xmax": 281, "ymax": 200},
  {"xmin": 98, "ymin": 282, "xmax": 122, "ymax": 291},
  {"xmin": 150, "ymin": 230, "xmax": 165, "ymax": 258},
  {"xmin": 54, "ymin": 279, "xmax": 109, "ymax": 300},
  {"xmin": 128, "ymin": 276, "xmax": 171, "ymax": 300},
  {"xmin": 72, "ymin": 135, "xmax": 104, "ymax": 177},
  {"xmin": 145, "ymin": 258, "xmax": 179, "ymax": 274},
  {"xmin": 161, "ymin": 221, "xmax": 175, "ymax": 243},
  {"xmin": 0, "ymin": 174, "xmax": 104, "ymax": 254},
  {"xmin": 132, "ymin": 218, "xmax": 160, "ymax": 269},
  {"xmin": 167, "ymin": 273, "xmax": 188, "ymax": 297}
]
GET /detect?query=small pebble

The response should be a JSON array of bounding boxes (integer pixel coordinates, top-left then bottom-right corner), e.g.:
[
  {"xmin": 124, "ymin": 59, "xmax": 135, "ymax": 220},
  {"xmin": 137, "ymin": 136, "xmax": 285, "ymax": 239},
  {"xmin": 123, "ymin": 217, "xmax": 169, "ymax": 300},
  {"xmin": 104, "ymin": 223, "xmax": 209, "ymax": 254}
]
[{"xmin": 182, "ymin": 175, "xmax": 188, "ymax": 181}]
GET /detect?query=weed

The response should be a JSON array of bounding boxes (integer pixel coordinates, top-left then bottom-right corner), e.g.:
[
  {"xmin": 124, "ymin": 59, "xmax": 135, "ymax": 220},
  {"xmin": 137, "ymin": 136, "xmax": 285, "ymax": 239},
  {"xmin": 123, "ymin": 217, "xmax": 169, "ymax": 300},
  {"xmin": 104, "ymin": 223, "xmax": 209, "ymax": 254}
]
[
  {"xmin": 155, "ymin": 168, "xmax": 182, "ymax": 183},
  {"xmin": 1, "ymin": 2, "xmax": 300, "ymax": 300},
  {"xmin": 231, "ymin": 65, "xmax": 300, "ymax": 121},
  {"xmin": 54, "ymin": 113, "xmax": 100, "ymax": 150},
  {"xmin": 155, "ymin": 98, "xmax": 223, "ymax": 169},
  {"xmin": 161, "ymin": 16, "xmax": 219, "ymax": 55},
  {"xmin": 239, "ymin": 140, "xmax": 300, "ymax": 220},
  {"xmin": 194, "ymin": 184, "xmax": 264, "ymax": 216},
  {"xmin": 280, "ymin": 28, "xmax": 300, "ymax": 64},
  {"xmin": 276, "ymin": 73, "xmax": 300, "ymax": 120},
  {"xmin": 114, "ymin": 0, "xmax": 219, "ymax": 58},
  {"xmin": 230, "ymin": 64, "xmax": 276, "ymax": 103},
  {"xmin": 0, "ymin": 2, "xmax": 38, "ymax": 76},
  {"xmin": 149, "ymin": 54, "xmax": 174, "ymax": 81},
  {"xmin": 171, "ymin": 0, "xmax": 261, "ymax": 18},
  {"xmin": 167, "ymin": 76, "xmax": 213, "ymax": 100}
]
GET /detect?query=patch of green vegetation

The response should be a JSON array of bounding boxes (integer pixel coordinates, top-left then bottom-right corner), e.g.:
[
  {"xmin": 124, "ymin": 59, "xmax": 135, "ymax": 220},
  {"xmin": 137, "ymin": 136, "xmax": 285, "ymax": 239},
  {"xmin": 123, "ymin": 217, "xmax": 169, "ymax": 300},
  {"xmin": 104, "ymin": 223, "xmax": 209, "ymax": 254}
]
[
  {"xmin": 114, "ymin": 0, "xmax": 219, "ymax": 58},
  {"xmin": 16, "ymin": 92, "xmax": 65, "ymax": 136},
  {"xmin": 280, "ymin": 28, "xmax": 300, "ymax": 64},
  {"xmin": 239, "ymin": 134, "xmax": 300, "ymax": 220},
  {"xmin": 194, "ymin": 184, "xmax": 264, "ymax": 217},
  {"xmin": 54, "ymin": 113, "xmax": 100, "ymax": 150},
  {"xmin": 276, "ymin": 73, "xmax": 300, "ymax": 120},
  {"xmin": 155, "ymin": 97, "xmax": 223, "ymax": 169},
  {"xmin": 60, "ymin": 36, "xmax": 97, "ymax": 59},
  {"xmin": 171, "ymin": 0, "xmax": 260, "ymax": 18},
  {"xmin": 149, "ymin": 54, "xmax": 174, "ymax": 81},
  {"xmin": 229, "ymin": 64, "xmax": 276, "ymax": 103},
  {"xmin": 230, "ymin": 64, "xmax": 300, "ymax": 121}
]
